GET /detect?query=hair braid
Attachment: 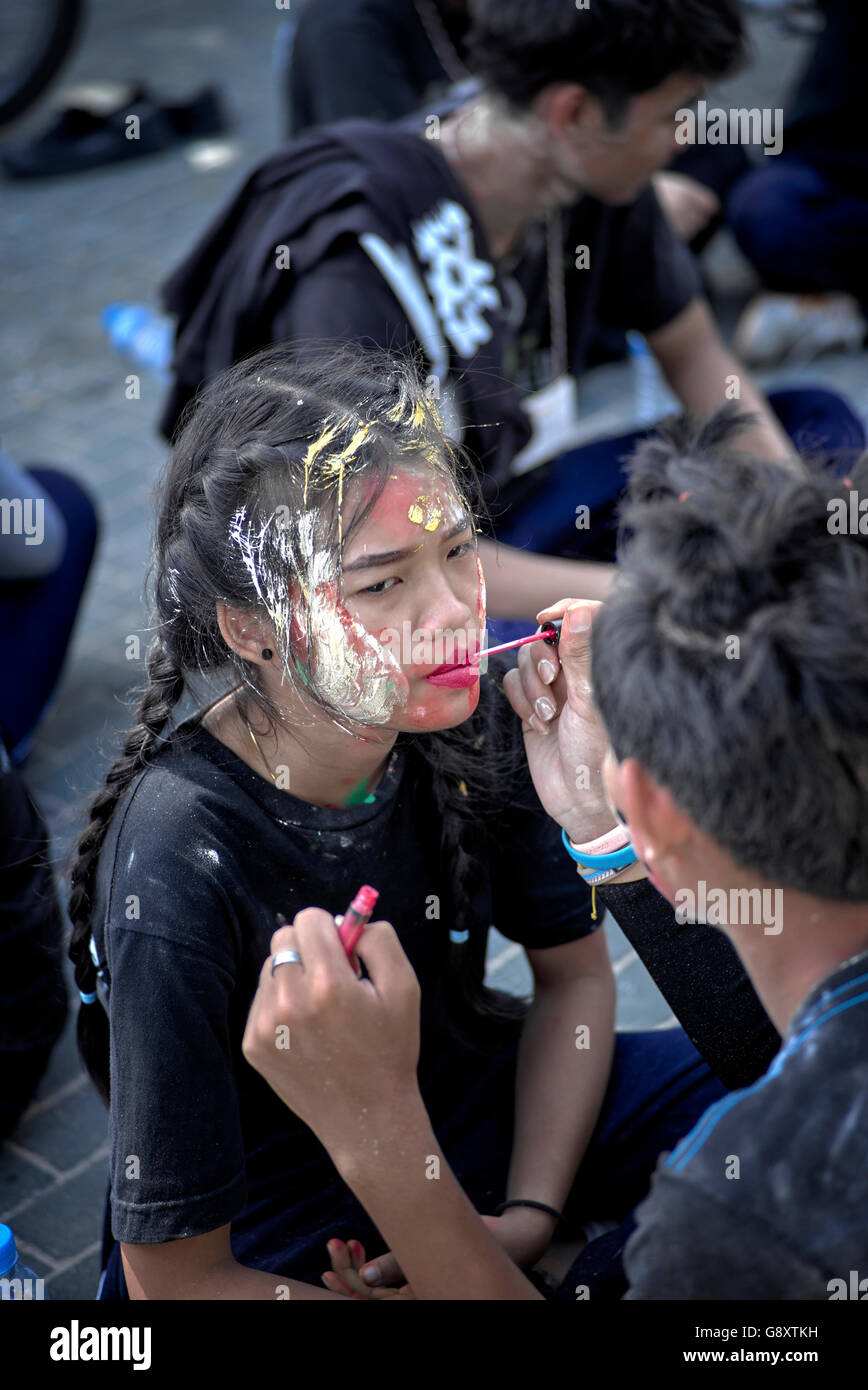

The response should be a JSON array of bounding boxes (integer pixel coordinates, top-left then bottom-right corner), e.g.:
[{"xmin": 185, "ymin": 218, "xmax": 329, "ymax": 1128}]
[
  {"xmin": 65, "ymin": 635, "xmax": 186, "ymax": 1106},
  {"xmin": 403, "ymin": 660, "xmax": 529, "ymax": 1054}
]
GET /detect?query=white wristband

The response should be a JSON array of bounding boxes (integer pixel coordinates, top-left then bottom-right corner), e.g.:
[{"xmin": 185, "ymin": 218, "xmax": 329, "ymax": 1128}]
[{"xmin": 568, "ymin": 824, "xmax": 631, "ymax": 856}]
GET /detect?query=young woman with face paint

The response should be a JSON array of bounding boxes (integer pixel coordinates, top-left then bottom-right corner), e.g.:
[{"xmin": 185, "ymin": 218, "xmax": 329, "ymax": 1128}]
[{"xmin": 68, "ymin": 344, "xmax": 725, "ymax": 1301}]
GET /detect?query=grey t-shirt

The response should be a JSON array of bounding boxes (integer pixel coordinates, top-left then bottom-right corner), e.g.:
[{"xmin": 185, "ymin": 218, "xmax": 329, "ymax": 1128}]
[{"xmin": 623, "ymin": 948, "xmax": 868, "ymax": 1298}]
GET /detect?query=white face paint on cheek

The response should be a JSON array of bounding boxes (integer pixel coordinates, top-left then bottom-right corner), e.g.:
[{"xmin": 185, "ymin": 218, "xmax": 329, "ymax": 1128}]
[{"xmin": 309, "ymin": 592, "xmax": 407, "ymax": 724}]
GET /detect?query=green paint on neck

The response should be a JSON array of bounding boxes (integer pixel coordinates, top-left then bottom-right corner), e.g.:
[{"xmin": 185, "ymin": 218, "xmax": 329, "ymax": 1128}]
[{"xmin": 343, "ymin": 777, "xmax": 377, "ymax": 806}]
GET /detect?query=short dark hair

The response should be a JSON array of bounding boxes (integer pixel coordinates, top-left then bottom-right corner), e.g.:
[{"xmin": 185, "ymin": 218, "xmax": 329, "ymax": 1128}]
[
  {"xmin": 466, "ymin": 0, "xmax": 747, "ymax": 125},
  {"xmin": 592, "ymin": 408, "xmax": 868, "ymax": 901}
]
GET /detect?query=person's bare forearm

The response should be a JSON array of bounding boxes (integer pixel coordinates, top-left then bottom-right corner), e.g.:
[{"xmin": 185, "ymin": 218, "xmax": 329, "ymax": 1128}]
[
  {"xmin": 669, "ymin": 351, "xmax": 792, "ymax": 462},
  {"xmin": 507, "ymin": 975, "xmax": 616, "ymax": 1210},
  {"xmin": 128, "ymin": 1261, "xmax": 343, "ymax": 1301},
  {"xmin": 477, "ymin": 536, "xmax": 613, "ymax": 619},
  {"xmin": 724, "ymin": 370, "xmax": 797, "ymax": 465},
  {"xmin": 198, "ymin": 1262, "xmax": 343, "ymax": 1299},
  {"xmin": 649, "ymin": 300, "xmax": 795, "ymax": 466},
  {"xmin": 332, "ymin": 1091, "xmax": 543, "ymax": 1300}
]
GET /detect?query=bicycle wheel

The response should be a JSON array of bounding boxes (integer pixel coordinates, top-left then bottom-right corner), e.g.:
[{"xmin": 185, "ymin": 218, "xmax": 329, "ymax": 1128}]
[{"xmin": 0, "ymin": 0, "xmax": 84, "ymax": 128}]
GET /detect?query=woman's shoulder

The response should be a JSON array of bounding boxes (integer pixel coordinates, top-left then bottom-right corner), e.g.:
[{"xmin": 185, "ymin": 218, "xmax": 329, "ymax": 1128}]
[
  {"xmin": 93, "ymin": 723, "xmax": 248, "ymax": 912},
  {"xmin": 89, "ymin": 726, "xmax": 251, "ymax": 969},
  {"xmin": 110, "ymin": 722, "xmax": 238, "ymax": 838}
]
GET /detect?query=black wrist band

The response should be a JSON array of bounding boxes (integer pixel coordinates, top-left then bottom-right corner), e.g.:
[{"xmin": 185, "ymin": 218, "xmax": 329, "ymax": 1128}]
[{"xmin": 495, "ymin": 1198, "xmax": 563, "ymax": 1222}]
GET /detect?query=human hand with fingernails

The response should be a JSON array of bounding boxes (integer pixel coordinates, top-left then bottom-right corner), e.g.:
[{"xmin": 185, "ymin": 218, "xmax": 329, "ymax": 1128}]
[
  {"xmin": 324, "ymin": 1208, "xmax": 550, "ymax": 1298},
  {"xmin": 241, "ymin": 908, "xmax": 422, "ymax": 1166},
  {"xmin": 502, "ymin": 599, "xmax": 637, "ymax": 855},
  {"xmin": 321, "ymin": 1236, "xmax": 416, "ymax": 1300}
]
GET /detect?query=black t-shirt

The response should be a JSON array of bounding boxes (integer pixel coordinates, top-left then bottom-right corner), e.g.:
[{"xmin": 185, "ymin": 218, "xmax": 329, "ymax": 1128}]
[
  {"xmin": 622, "ymin": 947, "xmax": 868, "ymax": 1298},
  {"xmin": 88, "ymin": 666, "xmax": 598, "ymax": 1247},
  {"xmin": 159, "ymin": 119, "xmax": 701, "ymax": 503}
]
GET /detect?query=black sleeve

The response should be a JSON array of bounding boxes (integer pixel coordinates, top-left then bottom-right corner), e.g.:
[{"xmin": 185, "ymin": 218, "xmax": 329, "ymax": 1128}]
[
  {"xmin": 597, "ymin": 877, "xmax": 780, "ymax": 1089},
  {"xmin": 595, "ymin": 184, "xmax": 703, "ymax": 335},
  {"xmin": 484, "ymin": 679, "xmax": 599, "ymax": 950},
  {"xmin": 623, "ymin": 1169, "xmax": 828, "ymax": 1300},
  {"xmin": 289, "ymin": 2, "xmax": 424, "ymax": 133},
  {"xmin": 489, "ymin": 794, "xmax": 600, "ymax": 950},
  {"xmin": 273, "ymin": 241, "xmax": 418, "ymax": 354}
]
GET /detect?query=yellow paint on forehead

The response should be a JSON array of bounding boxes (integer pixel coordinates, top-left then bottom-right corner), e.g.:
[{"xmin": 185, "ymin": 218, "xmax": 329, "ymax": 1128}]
[{"xmin": 408, "ymin": 493, "xmax": 445, "ymax": 531}]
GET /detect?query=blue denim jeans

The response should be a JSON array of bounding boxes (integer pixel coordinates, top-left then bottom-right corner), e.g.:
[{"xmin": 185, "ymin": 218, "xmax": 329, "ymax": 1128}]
[{"xmin": 97, "ymin": 1026, "xmax": 727, "ymax": 1299}]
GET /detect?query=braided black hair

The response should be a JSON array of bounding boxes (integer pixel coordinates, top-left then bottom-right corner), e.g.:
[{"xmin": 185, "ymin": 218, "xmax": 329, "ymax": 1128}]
[
  {"xmin": 66, "ymin": 341, "xmax": 528, "ymax": 1106},
  {"xmin": 399, "ymin": 655, "xmax": 534, "ymax": 1056}
]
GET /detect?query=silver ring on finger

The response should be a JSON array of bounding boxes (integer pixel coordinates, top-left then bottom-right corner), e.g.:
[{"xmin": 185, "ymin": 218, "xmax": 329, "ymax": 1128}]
[{"xmin": 271, "ymin": 949, "xmax": 303, "ymax": 974}]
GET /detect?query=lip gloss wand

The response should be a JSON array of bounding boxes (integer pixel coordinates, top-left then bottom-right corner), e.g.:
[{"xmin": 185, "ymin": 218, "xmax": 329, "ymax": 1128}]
[{"xmin": 470, "ymin": 618, "xmax": 562, "ymax": 662}]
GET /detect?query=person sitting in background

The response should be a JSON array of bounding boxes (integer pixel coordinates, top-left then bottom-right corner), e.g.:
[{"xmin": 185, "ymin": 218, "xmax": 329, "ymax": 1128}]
[
  {"xmin": 159, "ymin": 0, "xmax": 864, "ymax": 642},
  {"xmin": 0, "ymin": 448, "xmax": 95, "ymax": 1138},
  {"xmin": 0, "ymin": 736, "xmax": 68, "ymax": 1144},
  {"xmin": 727, "ymin": 0, "xmax": 868, "ymax": 365}
]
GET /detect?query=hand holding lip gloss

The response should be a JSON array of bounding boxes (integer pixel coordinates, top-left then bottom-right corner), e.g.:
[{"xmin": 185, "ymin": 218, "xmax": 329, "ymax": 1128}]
[{"xmin": 336, "ymin": 885, "xmax": 379, "ymax": 970}]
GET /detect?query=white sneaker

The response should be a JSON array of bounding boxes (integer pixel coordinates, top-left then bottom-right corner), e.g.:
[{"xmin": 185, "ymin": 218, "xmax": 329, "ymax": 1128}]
[{"xmin": 732, "ymin": 292, "xmax": 866, "ymax": 367}]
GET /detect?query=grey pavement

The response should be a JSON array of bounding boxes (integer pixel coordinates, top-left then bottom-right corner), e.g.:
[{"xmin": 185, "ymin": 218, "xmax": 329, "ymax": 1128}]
[{"xmin": 1, "ymin": 1, "xmax": 866, "ymax": 1300}]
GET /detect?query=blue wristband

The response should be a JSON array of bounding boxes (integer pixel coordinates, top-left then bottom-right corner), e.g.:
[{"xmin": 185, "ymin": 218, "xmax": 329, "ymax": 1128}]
[{"xmin": 561, "ymin": 826, "xmax": 637, "ymax": 871}]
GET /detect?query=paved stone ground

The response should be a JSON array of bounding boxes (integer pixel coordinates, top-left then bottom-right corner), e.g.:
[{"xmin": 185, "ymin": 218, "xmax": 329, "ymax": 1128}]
[{"xmin": 1, "ymin": 1, "xmax": 866, "ymax": 1300}]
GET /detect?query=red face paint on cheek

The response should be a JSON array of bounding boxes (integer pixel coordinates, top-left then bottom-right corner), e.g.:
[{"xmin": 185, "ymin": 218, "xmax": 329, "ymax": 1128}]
[
  {"xmin": 474, "ymin": 553, "xmax": 486, "ymax": 644},
  {"xmin": 288, "ymin": 605, "xmax": 307, "ymax": 665},
  {"xmin": 334, "ymin": 597, "xmax": 368, "ymax": 655}
]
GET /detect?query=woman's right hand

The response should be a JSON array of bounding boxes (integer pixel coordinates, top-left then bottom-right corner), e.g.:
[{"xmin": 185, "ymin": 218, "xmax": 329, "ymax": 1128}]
[{"xmin": 502, "ymin": 598, "xmax": 616, "ymax": 846}]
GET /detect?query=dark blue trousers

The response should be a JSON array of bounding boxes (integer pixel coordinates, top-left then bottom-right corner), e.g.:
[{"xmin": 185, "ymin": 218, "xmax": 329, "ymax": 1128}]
[
  {"xmin": 727, "ymin": 158, "xmax": 868, "ymax": 311},
  {"xmin": 0, "ymin": 466, "xmax": 99, "ymax": 764},
  {"xmin": 97, "ymin": 1026, "xmax": 727, "ymax": 1300}
]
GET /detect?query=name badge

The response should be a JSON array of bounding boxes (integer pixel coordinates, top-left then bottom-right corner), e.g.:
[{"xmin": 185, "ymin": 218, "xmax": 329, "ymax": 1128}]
[{"xmin": 510, "ymin": 374, "xmax": 583, "ymax": 476}]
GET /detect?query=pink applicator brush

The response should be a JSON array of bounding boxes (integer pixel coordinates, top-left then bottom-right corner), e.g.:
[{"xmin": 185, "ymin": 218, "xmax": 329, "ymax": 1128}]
[{"xmin": 470, "ymin": 618, "xmax": 563, "ymax": 663}]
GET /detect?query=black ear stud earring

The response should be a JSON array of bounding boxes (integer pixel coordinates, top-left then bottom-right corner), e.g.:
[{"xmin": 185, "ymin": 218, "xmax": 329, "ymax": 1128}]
[{"xmin": 261, "ymin": 648, "xmax": 273, "ymax": 660}]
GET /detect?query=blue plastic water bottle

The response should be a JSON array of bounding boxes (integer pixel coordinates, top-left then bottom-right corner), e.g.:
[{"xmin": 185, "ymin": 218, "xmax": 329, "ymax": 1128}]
[
  {"xmin": 627, "ymin": 330, "xmax": 671, "ymax": 427},
  {"xmin": 0, "ymin": 1223, "xmax": 48, "ymax": 1300},
  {"xmin": 101, "ymin": 302, "xmax": 173, "ymax": 380}
]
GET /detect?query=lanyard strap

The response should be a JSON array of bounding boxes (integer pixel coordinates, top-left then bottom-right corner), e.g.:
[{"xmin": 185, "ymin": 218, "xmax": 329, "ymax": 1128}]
[
  {"xmin": 413, "ymin": 0, "xmax": 471, "ymax": 83},
  {"xmin": 546, "ymin": 208, "xmax": 568, "ymax": 379}
]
